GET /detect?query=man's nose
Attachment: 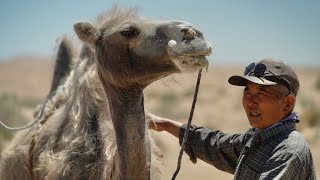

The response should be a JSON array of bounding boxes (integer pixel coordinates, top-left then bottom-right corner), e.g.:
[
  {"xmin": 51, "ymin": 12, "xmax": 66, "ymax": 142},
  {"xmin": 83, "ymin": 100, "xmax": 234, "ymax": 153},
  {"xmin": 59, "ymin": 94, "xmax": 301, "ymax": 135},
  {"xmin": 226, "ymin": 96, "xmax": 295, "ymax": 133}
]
[{"xmin": 245, "ymin": 94, "xmax": 258, "ymax": 107}]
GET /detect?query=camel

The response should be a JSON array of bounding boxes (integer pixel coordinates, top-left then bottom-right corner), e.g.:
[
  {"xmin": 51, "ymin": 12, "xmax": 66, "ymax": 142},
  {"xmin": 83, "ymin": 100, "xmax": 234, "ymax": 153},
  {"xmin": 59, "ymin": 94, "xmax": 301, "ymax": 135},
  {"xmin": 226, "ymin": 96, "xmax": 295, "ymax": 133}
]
[{"xmin": 0, "ymin": 7, "xmax": 212, "ymax": 180}]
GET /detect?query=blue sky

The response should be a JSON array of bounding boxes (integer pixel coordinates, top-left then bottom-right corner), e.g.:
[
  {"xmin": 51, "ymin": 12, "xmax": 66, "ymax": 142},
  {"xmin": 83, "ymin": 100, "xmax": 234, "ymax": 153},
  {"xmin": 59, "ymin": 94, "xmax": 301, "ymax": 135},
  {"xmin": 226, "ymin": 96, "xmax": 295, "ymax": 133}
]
[{"xmin": 0, "ymin": 0, "xmax": 319, "ymax": 66}]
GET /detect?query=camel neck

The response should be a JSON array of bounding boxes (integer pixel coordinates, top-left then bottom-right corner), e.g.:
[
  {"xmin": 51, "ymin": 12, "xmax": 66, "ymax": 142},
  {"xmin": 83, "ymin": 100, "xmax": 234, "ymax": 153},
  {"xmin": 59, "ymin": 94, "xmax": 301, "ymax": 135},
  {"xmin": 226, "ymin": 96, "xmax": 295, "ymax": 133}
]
[{"xmin": 105, "ymin": 86, "xmax": 151, "ymax": 180}]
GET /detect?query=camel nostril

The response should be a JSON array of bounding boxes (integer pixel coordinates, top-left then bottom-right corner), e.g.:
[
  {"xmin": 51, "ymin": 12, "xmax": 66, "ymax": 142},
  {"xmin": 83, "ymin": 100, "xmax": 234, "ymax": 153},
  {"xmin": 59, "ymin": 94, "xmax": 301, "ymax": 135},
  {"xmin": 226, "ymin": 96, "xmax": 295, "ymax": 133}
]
[
  {"xmin": 182, "ymin": 60, "xmax": 188, "ymax": 64},
  {"xmin": 182, "ymin": 28, "xmax": 196, "ymax": 40}
]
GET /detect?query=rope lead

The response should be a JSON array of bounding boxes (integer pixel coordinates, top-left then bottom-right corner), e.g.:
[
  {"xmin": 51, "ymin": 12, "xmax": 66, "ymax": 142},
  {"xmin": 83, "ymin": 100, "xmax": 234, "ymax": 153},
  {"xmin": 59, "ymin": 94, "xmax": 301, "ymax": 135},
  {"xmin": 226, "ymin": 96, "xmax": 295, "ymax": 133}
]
[{"xmin": 172, "ymin": 68, "xmax": 203, "ymax": 180}]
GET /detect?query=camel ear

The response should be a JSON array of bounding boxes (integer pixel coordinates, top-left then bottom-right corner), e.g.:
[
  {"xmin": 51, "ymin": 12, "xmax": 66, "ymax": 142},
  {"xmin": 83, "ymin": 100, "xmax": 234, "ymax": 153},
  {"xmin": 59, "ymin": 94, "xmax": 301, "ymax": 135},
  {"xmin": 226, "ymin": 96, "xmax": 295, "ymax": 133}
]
[{"xmin": 74, "ymin": 22, "xmax": 101, "ymax": 44}]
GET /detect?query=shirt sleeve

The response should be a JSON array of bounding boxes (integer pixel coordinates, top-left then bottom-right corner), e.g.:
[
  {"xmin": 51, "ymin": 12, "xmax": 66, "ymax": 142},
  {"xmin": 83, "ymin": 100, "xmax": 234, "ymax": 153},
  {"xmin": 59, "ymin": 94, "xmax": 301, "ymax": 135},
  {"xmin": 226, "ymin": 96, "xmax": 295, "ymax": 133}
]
[{"xmin": 179, "ymin": 124, "xmax": 247, "ymax": 174}]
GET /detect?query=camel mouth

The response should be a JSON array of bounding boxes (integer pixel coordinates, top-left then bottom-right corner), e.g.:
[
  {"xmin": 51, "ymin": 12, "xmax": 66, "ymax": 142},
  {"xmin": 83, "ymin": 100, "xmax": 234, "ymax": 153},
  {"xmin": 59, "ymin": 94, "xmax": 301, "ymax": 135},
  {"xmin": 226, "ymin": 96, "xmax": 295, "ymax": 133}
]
[
  {"xmin": 179, "ymin": 55, "xmax": 209, "ymax": 66},
  {"xmin": 171, "ymin": 54, "xmax": 210, "ymax": 72},
  {"xmin": 167, "ymin": 38, "xmax": 212, "ymax": 72}
]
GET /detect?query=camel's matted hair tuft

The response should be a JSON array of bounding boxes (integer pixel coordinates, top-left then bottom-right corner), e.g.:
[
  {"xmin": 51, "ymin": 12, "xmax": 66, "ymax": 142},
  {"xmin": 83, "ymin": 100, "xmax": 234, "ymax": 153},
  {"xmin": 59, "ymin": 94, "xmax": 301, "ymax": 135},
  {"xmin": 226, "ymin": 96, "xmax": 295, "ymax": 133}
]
[{"xmin": 96, "ymin": 5, "xmax": 140, "ymax": 28}]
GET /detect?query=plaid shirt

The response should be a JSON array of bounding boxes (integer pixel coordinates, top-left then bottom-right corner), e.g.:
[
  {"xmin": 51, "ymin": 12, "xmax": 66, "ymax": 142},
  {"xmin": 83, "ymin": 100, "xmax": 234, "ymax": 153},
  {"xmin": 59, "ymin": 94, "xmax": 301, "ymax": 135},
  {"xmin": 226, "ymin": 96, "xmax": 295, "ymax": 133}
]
[{"xmin": 179, "ymin": 119, "xmax": 316, "ymax": 179}]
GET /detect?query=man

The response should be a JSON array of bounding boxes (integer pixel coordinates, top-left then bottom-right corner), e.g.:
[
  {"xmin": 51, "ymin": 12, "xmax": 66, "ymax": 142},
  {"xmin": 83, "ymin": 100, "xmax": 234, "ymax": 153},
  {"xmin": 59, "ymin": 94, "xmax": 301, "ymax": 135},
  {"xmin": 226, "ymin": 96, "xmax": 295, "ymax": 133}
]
[{"xmin": 147, "ymin": 59, "xmax": 316, "ymax": 179}]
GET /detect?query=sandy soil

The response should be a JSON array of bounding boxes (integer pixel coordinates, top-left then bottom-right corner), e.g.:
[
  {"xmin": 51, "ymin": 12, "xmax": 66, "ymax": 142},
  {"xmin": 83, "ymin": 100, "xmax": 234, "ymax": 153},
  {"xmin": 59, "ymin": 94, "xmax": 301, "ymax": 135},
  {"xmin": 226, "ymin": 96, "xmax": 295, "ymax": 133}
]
[{"xmin": 0, "ymin": 58, "xmax": 319, "ymax": 179}]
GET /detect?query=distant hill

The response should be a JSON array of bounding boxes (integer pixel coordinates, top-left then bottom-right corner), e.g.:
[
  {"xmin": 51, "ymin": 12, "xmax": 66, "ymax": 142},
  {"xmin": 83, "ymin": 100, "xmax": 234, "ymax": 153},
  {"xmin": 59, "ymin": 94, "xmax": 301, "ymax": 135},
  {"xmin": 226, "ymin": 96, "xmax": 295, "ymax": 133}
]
[{"xmin": 0, "ymin": 55, "xmax": 53, "ymax": 98}]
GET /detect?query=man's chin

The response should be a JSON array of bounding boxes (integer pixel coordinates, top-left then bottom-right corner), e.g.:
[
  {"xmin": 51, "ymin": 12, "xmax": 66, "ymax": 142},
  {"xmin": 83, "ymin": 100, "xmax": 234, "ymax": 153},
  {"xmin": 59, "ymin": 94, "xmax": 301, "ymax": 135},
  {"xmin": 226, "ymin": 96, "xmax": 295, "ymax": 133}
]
[{"xmin": 249, "ymin": 119, "xmax": 264, "ymax": 130}]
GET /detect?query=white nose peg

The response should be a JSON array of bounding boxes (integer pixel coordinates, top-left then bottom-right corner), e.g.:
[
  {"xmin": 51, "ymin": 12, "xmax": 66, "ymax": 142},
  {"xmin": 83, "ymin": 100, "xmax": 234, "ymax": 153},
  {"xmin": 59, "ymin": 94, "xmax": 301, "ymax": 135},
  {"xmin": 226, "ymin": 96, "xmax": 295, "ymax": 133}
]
[{"xmin": 168, "ymin": 40, "xmax": 177, "ymax": 47}]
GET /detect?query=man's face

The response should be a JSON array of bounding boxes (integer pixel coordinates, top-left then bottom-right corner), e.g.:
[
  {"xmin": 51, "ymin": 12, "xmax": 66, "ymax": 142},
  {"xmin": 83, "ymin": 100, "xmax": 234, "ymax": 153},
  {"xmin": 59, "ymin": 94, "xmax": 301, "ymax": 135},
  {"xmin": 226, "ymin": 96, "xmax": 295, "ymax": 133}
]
[{"xmin": 242, "ymin": 82, "xmax": 288, "ymax": 130}]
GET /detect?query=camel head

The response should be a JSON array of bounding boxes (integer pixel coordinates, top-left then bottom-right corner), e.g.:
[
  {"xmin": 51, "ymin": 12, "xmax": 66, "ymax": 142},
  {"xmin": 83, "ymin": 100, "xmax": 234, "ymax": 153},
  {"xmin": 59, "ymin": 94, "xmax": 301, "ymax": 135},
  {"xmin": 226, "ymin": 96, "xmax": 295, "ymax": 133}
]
[{"xmin": 74, "ymin": 8, "xmax": 212, "ymax": 89}]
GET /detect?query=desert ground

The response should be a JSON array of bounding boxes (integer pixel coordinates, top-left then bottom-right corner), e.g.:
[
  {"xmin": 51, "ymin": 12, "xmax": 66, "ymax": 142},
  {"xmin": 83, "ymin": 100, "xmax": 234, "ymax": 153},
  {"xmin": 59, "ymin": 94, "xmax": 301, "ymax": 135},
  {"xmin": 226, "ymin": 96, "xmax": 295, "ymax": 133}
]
[{"xmin": 0, "ymin": 56, "xmax": 319, "ymax": 179}]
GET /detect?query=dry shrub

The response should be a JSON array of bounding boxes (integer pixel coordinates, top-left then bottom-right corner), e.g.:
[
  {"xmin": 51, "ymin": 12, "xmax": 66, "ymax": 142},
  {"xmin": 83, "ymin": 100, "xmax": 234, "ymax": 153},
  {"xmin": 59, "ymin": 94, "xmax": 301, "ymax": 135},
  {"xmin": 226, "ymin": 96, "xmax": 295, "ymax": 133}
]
[
  {"xmin": 315, "ymin": 76, "xmax": 320, "ymax": 91},
  {"xmin": 300, "ymin": 107, "xmax": 320, "ymax": 127},
  {"xmin": 0, "ymin": 93, "xmax": 40, "ymax": 158}
]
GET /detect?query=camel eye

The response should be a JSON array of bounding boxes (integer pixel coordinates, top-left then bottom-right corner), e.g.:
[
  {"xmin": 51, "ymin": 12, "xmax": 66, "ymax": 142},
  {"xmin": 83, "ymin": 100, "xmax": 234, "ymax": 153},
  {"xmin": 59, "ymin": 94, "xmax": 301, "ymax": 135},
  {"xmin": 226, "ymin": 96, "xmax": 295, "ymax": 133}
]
[{"xmin": 121, "ymin": 27, "xmax": 138, "ymax": 38}]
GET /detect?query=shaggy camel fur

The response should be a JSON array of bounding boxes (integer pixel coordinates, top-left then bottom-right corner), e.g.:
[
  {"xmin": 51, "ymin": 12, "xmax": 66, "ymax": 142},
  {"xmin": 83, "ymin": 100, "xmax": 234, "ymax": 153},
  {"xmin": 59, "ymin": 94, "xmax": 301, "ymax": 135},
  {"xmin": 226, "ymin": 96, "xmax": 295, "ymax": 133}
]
[{"xmin": 0, "ymin": 7, "xmax": 211, "ymax": 180}]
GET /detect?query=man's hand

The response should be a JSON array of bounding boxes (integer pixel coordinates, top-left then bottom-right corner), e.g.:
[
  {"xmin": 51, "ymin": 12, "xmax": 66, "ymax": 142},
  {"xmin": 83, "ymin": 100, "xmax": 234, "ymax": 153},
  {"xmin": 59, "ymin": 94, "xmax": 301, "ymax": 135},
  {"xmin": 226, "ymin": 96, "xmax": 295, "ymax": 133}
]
[
  {"xmin": 146, "ymin": 113, "xmax": 182, "ymax": 138},
  {"xmin": 147, "ymin": 113, "xmax": 168, "ymax": 132}
]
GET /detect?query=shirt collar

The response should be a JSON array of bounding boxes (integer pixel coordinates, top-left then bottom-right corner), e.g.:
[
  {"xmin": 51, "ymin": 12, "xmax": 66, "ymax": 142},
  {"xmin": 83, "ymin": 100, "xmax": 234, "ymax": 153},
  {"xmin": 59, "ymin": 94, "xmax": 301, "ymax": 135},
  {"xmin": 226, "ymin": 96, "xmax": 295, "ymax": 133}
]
[
  {"xmin": 264, "ymin": 112, "xmax": 299, "ymax": 131},
  {"xmin": 250, "ymin": 112, "xmax": 299, "ymax": 143}
]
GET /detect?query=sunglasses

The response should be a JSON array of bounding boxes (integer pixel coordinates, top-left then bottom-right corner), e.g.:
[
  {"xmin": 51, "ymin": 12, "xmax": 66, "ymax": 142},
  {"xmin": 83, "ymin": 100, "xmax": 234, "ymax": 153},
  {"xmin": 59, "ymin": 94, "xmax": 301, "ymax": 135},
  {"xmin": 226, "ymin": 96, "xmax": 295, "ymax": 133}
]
[{"xmin": 244, "ymin": 63, "xmax": 293, "ymax": 94}]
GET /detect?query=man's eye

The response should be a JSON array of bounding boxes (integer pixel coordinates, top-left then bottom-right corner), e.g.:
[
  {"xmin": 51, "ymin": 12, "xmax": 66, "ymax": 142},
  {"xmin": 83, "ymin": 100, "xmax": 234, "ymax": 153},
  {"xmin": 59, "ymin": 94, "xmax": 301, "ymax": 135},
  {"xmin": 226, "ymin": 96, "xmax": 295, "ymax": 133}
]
[
  {"xmin": 259, "ymin": 92, "xmax": 271, "ymax": 96},
  {"xmin": 243, "ymin": 92, "xmax": 251, "ymax": 96}
]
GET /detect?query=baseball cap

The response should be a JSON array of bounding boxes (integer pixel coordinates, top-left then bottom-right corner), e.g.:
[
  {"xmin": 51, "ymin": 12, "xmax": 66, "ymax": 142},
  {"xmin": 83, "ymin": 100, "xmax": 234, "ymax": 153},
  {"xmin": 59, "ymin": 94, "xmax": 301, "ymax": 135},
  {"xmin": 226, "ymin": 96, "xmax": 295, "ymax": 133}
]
[{"xmin": 228, "ymin": 59, "xmax": 300, "ymax": 95}]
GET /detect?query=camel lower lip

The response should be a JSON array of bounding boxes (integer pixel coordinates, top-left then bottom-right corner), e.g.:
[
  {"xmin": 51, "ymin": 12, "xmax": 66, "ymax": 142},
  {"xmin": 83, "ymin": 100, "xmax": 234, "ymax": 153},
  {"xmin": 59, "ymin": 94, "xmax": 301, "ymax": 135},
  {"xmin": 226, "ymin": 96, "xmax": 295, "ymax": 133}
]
[{"xmin": 181, "ymin": 55, "xmax": 209, "ymax": 64}]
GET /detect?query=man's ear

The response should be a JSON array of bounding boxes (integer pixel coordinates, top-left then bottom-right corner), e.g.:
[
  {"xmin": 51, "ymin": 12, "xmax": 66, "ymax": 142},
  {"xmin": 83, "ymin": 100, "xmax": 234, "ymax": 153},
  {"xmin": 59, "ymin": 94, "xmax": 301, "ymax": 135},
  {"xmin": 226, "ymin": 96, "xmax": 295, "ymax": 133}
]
[
  {"xmin": 74, "ymin": 22, "xmax": 101, "ymax": 44},
  {"xmin": 284, "ymin": 95, "xmax": 295, "ymax": 113}
]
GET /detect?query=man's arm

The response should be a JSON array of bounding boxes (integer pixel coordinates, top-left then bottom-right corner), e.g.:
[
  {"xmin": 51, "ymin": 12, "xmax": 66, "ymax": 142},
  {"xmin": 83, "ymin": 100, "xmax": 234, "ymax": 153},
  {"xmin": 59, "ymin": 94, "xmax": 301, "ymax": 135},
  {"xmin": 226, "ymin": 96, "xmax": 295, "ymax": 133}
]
[
  {"xmin": 147, "ymin": 113, "xmax": 247, "ymax": 174},
  {"xmin": 147, "ymin": 113, "xmax": 182, "ymax": 138}
]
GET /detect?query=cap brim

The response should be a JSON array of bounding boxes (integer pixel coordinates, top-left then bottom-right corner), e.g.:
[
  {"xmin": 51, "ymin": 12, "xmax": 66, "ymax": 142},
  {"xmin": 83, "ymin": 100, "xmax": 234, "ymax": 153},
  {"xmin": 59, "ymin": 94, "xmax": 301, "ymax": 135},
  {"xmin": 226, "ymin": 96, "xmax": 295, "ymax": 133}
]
[{"xmin": 228, "ymin": 75, "xmax": 278, "ymax": 86}]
